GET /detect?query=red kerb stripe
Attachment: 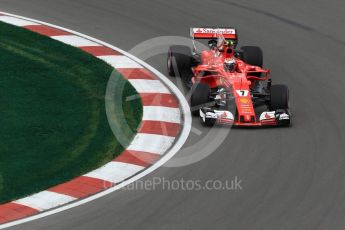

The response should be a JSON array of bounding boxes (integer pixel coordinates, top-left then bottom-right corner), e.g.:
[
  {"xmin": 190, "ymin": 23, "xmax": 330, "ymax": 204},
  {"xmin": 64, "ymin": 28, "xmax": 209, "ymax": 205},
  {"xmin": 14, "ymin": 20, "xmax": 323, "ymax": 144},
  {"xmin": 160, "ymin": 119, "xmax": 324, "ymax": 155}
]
[
  {"xmin": 140, "ymin": 93, "xmax": 179, "ymax": 108},
  {"xmin": 80, "ymin": 46, "xmax": 121, "ymax": 56},
  {"xmin": 114, "ymin": 150, "xmax": 160, "ymax": 167},
  {"xmin": 139, "ymin": 121, "xmax": 180, "ymax": 137},
  {"xmin": 48, "ymin": 176, "xmax": 113, "ymax": 199},
  {"xmin": 24, "ymin": 25, "xmax": 70, "ymax": 36},
  {"xmin": 0, "ymin": 203, "xmax": 38, "ymax": 224},
  {"xmin": 117, "ymin": 68, "xmax": 156, "ymax": 80}
]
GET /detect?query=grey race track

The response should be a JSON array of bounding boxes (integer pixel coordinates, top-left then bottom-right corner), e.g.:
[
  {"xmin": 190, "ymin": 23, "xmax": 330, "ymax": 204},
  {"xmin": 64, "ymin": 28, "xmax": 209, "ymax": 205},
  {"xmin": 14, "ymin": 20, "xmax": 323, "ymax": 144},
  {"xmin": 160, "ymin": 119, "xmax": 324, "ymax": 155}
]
[{"xmin": 1, "ymin": 0, "xmax": 345, "ymax": 229}]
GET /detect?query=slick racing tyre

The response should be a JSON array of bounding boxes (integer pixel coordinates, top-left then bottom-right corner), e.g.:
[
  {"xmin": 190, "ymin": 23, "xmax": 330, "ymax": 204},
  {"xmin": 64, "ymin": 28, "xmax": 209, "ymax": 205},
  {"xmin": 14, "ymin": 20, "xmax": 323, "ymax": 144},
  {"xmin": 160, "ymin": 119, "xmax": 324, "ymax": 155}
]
[
  {"xmin": 167, "ymin": 45, "xmax": 192, "ymax": 77},
  {"xmin": 191, "ymin": 82, "xmax": 210, "ymax": 116},
  {"xmin": 241, "ymin": 46, "xmax": 263, "ymax": 68},
  {"xmin": 269, "ymin": 84, "xmax": 289, "ymax": 110}
]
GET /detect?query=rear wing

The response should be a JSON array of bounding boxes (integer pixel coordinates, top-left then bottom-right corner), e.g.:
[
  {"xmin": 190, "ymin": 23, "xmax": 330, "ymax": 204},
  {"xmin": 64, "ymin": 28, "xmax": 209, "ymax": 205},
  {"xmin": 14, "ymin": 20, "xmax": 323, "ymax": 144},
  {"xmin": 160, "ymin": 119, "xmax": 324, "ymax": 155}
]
[{"xmin": 190, "ymin": 27, "xmax": 237, "ymax": 40}]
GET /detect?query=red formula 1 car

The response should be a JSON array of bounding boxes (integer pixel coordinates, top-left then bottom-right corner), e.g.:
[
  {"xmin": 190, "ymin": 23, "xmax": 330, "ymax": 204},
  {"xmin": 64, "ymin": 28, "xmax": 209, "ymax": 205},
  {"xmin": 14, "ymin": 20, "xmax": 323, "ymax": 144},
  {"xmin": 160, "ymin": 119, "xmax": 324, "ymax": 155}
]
[{"xmin": 167, "ymin": 27, "xmax": 291, "ymax": 127}]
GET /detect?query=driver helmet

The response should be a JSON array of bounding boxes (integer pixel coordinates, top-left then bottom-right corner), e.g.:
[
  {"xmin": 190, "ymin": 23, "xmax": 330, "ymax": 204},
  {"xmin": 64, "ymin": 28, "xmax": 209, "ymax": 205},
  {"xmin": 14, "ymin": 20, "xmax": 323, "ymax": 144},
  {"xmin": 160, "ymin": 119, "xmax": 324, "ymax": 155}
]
[{"xmin": 224, "ymin": 58, "xmax": 236, "ymax": 72}]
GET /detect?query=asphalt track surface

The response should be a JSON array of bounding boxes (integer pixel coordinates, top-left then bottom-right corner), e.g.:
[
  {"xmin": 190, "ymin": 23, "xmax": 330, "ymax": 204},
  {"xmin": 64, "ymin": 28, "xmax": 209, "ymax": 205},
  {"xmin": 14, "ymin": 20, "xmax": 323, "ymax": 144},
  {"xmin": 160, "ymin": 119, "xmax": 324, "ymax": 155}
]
[{"xmin": 1, "ymin": 0, "xmax": 345, "ymax": 229}]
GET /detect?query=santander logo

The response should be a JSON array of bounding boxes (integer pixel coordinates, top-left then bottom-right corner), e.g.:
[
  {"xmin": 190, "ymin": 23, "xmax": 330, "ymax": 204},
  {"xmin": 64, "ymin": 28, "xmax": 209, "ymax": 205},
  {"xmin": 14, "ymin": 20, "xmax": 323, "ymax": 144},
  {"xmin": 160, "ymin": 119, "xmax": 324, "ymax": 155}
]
[{"xmin": 193, "ymin": 28, "xmax": 236, "ymax": 34}]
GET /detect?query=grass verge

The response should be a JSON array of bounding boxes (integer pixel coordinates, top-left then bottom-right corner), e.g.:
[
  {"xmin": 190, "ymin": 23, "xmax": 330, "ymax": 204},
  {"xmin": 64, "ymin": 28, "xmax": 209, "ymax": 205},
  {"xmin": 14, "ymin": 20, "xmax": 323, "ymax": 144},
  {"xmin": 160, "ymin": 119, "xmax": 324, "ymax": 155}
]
[{"xmin": 0, "ymin": 22, "xmax": 142, "ymax": 203}]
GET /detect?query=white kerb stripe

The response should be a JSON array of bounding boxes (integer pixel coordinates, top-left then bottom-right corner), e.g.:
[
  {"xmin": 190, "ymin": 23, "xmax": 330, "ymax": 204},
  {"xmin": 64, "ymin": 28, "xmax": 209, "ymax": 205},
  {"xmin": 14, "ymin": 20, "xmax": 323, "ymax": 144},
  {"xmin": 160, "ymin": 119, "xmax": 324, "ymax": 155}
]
[
  {"xmin": 98, "ymin": 55, "xmax": 143, "ymax": 68},
  {"xmin": 85, "ymin": 162, "xmax": 144, "ymax": 184},
  {"xmin": 127, "ymin": 133, "xmax": 175, "ymax": 155},
  {"xmin": 13, "ymin": 191, "xmax": 76, "ymax": 211},
  {"xmin": 51, "ymin": 35, "xmax": 102, "ymax": 47},
  {"xmin": 0, "ymin": 16, "xmax": 39, "ymax": 26},
  {"xmin": 128, "ymin": 79, "xmax": 170, "ymax": 94},
  {"xmin": 143, "ymin": 106, "xmax": 181, "ymax": 124}
]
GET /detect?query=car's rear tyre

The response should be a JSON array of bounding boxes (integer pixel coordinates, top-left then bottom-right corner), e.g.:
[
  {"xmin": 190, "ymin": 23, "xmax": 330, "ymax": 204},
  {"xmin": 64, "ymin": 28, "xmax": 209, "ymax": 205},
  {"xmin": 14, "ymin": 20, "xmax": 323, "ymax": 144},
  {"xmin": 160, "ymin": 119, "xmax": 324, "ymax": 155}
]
[
  {"xmin": 269, "ymin": 84, "xmax": 289, "ymax": 110},
  {"xmin": 191, "ymin": 83, "xmax": 210, "ymax": 116},
  {"xmin": 241, "ymin": 46, "xmax": 263, "ymax": 67},
  {"xmin": 167, "ymin": 45, "xmax": 192, "ymax": 77}
]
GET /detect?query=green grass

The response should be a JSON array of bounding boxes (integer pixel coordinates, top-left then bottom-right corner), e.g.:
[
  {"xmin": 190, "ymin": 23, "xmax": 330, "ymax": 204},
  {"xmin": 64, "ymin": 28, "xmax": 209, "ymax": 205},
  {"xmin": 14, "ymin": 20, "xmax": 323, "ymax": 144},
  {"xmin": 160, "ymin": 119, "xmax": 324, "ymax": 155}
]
[{"xmin": 0, "ymin": 22, "xmax": 142, "ymax": 204}]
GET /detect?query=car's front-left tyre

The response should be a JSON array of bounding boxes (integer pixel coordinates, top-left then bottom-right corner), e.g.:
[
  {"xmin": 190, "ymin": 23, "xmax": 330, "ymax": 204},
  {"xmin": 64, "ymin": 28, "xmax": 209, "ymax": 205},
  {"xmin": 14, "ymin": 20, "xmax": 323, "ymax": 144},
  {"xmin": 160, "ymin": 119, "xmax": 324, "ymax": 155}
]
[
  {"xmin": 269, "ymin": 84, "xmax": 289, "ymax": 110},
  {"xmin": 190, "ymin": 82, "xmax": 210, "ymax": 116}
]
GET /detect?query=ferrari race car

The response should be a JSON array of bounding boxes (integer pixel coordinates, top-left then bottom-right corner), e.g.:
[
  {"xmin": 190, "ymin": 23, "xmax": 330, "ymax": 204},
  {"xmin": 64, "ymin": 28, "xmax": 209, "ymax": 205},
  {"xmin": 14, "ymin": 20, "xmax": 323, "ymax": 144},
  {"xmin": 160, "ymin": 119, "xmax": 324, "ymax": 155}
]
[{"xmin": 167, "ymin": 27, "xmax": 291, "ymax": 127}]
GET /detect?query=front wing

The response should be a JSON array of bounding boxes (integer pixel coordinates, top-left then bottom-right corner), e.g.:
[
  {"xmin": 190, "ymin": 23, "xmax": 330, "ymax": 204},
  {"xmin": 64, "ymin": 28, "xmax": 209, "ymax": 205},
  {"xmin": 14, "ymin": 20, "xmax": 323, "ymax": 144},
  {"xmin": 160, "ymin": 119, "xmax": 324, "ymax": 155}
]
[{"xmin": 199, "ymin": 108, "xmax": 291, "ymax": 127}]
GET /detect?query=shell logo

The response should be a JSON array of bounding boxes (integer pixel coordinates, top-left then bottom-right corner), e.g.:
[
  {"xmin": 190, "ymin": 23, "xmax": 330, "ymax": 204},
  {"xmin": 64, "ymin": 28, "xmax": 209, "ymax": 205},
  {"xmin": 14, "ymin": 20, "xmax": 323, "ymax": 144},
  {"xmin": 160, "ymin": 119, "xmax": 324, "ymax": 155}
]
[{"xmin": 240, "ymin": 98, "xmax": 249, "ymax": 104}]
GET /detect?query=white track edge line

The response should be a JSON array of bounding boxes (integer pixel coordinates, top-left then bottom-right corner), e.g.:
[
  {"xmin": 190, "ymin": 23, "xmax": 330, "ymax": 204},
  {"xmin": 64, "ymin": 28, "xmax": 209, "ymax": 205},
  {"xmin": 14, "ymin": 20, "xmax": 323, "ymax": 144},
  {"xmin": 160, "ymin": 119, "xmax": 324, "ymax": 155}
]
[{"xmin": 0, "ymin": 11, "xmax": 192, "ymax": 229}]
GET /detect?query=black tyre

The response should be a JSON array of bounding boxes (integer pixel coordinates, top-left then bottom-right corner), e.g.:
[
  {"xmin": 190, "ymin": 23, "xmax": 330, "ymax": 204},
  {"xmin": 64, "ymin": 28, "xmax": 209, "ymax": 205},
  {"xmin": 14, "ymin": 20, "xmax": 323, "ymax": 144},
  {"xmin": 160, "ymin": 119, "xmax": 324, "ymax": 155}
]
[
  {"xmin": 201, "ymin": 117, "xmax": 216, "ymax": 127},
  {"xmin": 241, "ymin": 46, "xmax": 263, "ymax": 67},
  {"xmin": 167, "ymin": 45, "xmax": 192, "ymax": 77},
  {"xmin": 269, "ymin": 84, "xmax": 289, "ymax": 110},
  {"xmin": 190, "ymin": 83, "xmax": 210, "ymax": 116}
]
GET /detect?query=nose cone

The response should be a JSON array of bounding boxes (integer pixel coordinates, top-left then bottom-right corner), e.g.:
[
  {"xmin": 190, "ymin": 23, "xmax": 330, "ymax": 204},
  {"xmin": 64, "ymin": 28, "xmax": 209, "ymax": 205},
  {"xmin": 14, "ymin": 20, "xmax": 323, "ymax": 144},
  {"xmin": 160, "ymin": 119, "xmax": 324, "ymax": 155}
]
[{"xmin": 244, "ymin": 115, "xmax": 252, "ymax": 122}]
